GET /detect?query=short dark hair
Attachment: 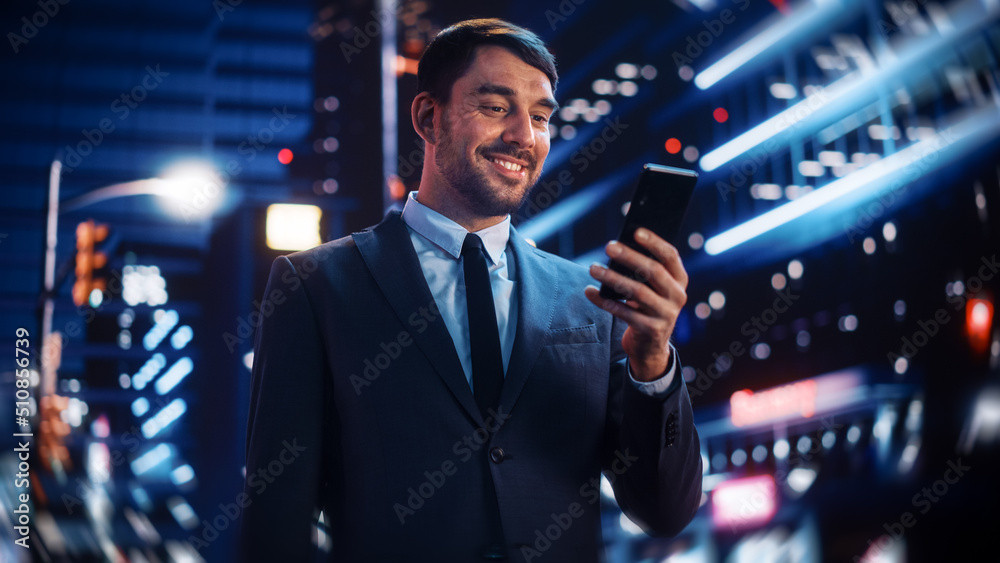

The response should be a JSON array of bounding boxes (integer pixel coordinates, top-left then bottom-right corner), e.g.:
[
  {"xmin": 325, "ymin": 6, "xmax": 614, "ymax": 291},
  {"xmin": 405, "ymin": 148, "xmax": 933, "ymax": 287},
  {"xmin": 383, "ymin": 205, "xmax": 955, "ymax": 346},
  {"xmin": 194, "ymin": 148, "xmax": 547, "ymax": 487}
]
[{"xmin": 417, "ymin": 18, "xmax": 558, "ymax": 104}]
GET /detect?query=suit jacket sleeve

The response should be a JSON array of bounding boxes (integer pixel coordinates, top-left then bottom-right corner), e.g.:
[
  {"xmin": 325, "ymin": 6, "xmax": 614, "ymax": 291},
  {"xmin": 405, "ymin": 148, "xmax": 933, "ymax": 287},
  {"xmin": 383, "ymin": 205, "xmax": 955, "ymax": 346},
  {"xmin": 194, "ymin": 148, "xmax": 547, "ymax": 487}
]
[
  {"xmin": 239, "ymin": 255, "xmax": 336, "ymax": 561},
  {"xmin": 604, "ymin": 314, "xmax": 703, "ymax": 537}
]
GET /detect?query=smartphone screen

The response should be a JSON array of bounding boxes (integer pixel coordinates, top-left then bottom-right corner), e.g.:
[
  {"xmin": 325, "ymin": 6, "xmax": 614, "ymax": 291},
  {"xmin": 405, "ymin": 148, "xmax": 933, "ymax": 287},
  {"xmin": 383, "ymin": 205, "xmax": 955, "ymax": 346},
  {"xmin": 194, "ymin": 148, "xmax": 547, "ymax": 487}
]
[{"xmin": 599, "ymin": 163, "xmax": 698, "ymax": 300}]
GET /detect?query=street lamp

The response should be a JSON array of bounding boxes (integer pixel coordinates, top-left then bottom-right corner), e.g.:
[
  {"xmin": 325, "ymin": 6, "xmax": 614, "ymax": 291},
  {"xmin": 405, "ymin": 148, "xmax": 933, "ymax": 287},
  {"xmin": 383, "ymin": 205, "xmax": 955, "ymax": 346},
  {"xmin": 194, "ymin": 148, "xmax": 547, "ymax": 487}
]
[
  {"xmin": 60, "ymin": 160, "xmax": 224, "ymax": 219},
  {"xmin": 39, "ymin": 155, "xmax": 222, "ymax": 393}
]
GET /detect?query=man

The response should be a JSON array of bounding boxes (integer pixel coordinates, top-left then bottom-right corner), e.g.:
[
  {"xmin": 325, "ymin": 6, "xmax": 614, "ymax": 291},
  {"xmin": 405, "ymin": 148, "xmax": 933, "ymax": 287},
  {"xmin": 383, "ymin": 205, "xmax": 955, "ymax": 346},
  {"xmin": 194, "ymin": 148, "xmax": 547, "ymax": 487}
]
[{"xmin": 240, "ymin": 18, "xmax": 701, "ymax": 562}]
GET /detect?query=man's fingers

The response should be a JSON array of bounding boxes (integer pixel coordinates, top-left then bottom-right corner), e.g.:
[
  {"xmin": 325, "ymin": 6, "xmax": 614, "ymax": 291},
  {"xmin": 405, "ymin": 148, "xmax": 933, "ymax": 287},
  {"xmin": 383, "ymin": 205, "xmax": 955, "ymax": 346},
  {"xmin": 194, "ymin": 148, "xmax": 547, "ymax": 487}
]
[
  {"xmin": 584, "ymin": 285, "xmax": 658, "ymax": 328},
  {"xmin": 590, "ymin": 262, "xmax": 667, "ymax": 312},
  {"xmin": 603, "ymin": 242, "xmax": 672, "ymax": 297},
  {"xmin": 584, "ymin": 285, "xmax": 678, "ymax": 339},
  {"xmin": 602, "ymin": 233, "xmax": 687, "ymax": 297},
  {"xmin": 632, "ymin": 228, "xmax": 689, "ymax": 288}
]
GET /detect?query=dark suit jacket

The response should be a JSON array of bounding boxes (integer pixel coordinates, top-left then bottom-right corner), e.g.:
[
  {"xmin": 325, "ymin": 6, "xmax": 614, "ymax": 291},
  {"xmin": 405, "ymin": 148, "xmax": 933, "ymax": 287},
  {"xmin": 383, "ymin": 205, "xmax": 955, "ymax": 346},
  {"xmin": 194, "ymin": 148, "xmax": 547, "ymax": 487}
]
[{"xmin": 239, "ymin": 211, "xmax": 702, "ymax": 562}]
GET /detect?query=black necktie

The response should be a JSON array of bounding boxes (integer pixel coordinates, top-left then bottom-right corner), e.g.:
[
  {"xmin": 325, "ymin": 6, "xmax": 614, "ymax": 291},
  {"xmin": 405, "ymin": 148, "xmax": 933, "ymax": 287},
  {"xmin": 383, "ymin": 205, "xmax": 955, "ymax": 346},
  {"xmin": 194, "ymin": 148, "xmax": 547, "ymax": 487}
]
[{"xmin": 462, "ymin": 233, "xmax": 504, "ymax": 415}]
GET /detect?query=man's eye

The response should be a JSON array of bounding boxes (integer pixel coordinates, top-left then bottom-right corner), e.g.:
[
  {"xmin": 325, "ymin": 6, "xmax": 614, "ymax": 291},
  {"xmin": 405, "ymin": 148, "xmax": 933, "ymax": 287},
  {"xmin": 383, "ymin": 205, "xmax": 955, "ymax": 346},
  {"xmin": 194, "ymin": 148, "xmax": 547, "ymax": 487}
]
[
  {"xmin": 533, "ymin": 115, "xmax": 549, "ymax": 123},
  {"xmin": 487, "ymin": 106, "xmax": 505, "ymax": 113}
]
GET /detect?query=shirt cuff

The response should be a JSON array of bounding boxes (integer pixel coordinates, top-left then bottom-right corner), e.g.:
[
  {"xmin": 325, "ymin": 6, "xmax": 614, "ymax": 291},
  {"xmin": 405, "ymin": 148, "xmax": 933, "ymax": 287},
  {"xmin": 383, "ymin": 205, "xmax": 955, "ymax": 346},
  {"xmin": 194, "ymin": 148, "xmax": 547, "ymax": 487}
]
[{"xmin": 627, "ymin": 346, "xmax": 681, "ymax": 397}]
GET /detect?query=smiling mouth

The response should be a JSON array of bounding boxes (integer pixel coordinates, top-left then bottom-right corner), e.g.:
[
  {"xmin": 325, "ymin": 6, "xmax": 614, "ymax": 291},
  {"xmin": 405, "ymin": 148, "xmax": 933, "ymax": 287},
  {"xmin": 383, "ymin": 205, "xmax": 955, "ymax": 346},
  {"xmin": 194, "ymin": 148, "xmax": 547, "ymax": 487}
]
[{"xmin": 484, "ymin": 154, "xmax": 529, "ymax": 178}]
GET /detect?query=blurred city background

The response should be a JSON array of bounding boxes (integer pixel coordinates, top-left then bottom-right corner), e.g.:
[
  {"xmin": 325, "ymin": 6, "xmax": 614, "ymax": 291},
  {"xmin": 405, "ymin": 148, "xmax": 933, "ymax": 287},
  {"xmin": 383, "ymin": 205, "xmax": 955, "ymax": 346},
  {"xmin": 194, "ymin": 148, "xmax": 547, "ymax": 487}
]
[{"xmin": 0, "ymin": 0, "xmax": 998, "ymax": 561}]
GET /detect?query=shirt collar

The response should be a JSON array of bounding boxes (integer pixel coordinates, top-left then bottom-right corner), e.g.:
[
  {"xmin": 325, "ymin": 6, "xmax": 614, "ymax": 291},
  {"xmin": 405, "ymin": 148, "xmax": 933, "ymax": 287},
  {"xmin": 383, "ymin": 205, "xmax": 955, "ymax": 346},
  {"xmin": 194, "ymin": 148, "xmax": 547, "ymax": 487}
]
[{"xmin": 401, "ymin": 191, "xmax": 511, "ymax": 265}]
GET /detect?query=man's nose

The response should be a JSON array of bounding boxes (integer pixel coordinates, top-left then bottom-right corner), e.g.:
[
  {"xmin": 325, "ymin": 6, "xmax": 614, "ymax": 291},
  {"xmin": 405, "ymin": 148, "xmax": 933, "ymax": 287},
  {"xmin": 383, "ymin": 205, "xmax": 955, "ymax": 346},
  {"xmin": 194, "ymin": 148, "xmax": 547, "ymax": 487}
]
[{"xmin": 501, "ymin": 110, "xmax": 535, "ymax": 149}]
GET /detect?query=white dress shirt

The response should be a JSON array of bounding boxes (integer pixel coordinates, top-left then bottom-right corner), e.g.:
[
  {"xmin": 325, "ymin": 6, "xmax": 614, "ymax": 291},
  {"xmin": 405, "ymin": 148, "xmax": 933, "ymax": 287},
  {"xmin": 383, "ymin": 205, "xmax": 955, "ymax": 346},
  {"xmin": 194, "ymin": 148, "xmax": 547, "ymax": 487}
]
[
  {"xmin": 400, "ymin": 191, "xmax": 676, "ymax": 396},
  {"xmin": 401, "ymin": 191, "xmax": 517, "ymax": 384}
]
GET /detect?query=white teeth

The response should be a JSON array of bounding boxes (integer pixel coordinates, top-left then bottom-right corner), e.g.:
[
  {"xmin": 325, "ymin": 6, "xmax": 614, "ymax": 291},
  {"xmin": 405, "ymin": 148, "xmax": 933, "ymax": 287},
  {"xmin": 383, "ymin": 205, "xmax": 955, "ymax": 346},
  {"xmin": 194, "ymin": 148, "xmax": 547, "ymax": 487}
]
[{"xmin": 492, "ymin": 158, "xmax": 522, "ymax": 172}]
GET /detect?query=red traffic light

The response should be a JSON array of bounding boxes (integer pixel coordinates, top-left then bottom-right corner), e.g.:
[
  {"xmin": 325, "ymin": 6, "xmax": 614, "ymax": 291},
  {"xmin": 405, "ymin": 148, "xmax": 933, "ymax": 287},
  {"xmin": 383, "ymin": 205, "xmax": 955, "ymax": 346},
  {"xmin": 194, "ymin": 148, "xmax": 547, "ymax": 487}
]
[
  {"xmin": 967, "ymin": 298, "xmax": 994, "ymax": 354},
  {"xmin": 73, "ymin": 220, "xmax": 109, "ymax": 307}
]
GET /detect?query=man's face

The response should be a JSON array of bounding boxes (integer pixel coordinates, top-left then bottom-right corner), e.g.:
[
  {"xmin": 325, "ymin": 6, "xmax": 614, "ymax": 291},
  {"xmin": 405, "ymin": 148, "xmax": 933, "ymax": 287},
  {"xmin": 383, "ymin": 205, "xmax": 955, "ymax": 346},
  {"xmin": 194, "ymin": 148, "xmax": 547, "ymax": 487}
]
[{"xmin": 432, "ymin": 45, "xmax": 557, "ymax": 218}]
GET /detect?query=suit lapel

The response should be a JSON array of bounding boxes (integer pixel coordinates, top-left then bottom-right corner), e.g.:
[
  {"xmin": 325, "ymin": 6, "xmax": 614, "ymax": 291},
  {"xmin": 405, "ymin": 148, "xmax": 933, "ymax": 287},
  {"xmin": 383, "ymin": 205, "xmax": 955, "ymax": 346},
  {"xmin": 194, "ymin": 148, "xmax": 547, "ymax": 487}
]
[
  {"xmin": 501, "ymin": 227, "xmax": 557, "ymax": 414},
  {"xmin": 353, "ymin": 211, "xmax": 484, "ymax": 426}
]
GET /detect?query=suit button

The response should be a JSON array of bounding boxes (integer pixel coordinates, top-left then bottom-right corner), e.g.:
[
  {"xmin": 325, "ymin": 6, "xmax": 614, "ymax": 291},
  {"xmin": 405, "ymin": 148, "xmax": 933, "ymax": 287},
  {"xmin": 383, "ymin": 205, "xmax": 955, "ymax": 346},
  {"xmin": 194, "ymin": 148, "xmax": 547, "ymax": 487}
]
[
  {"xmin": 665, "ymin": 415, "xmax": 676, "ymax": 436},
  {"xmin": 489, "ymin": 447, "xmax": 505, "ymax": 463}
]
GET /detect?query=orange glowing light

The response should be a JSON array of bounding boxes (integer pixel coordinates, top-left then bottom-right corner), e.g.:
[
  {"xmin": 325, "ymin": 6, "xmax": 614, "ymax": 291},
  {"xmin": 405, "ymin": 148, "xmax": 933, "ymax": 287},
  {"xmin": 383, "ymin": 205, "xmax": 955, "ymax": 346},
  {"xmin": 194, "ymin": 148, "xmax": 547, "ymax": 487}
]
[
  {"xmin": 395, "ymin": 56, "xmax": 419, "ymax": 76},
  {"xmin": 665, "ymin": 138, "xmax": 682, "ymax": 154},
  {"xmin": 388, "ymin": 174, "xmax": 406, "ymax": 201}
]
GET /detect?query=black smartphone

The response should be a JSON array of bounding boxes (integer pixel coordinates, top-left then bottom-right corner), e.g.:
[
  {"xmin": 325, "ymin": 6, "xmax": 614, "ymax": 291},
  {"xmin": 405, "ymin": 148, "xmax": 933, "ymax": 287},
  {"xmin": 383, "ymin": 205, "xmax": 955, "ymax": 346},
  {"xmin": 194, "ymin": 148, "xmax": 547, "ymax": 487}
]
[{"xmin": 599, "ymin": 163, "xmax": 698, "ymax": 300}]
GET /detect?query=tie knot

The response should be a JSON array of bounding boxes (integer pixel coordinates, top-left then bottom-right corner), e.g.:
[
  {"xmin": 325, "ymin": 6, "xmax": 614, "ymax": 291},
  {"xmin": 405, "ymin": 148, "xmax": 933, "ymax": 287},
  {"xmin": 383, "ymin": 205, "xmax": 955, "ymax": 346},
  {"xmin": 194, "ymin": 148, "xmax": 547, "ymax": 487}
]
[{"xmin": 462, "ymin": 233, "xmax": 485, "ymax": 256}]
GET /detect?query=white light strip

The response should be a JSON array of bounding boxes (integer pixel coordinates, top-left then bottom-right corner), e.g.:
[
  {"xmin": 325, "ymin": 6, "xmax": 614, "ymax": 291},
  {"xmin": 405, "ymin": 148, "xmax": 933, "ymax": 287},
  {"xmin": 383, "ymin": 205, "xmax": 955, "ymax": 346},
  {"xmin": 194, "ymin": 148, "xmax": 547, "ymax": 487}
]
[
  {"xmin": 131, "ymin": 443, "xmax": 171, "ymax": 475},
  {"xmin": 141, "ymin": 398, "xmax": 187, "ymax": 439},
  {"xmin": 166, "ymin": 497, "xmax": 199, "ymax": 529},
  {"xmin": 170, "ymin": 464, "xmax": 195, "ymax": 485},
  {"xmin": 695, "ymin": 0, "xmax": 842, "ymax": 90},
  {"xmin": 704, "ymin": 107, "xmax": 999, "ymax": 254},
  {"xmin": 155, "ymin": 357, "xmax": 193, "ymax": 395},
  {"xmin": 704, "ymin": 135, "xmax": 944, "ymax": 254},
  {"xmin": 700, "ymin": 86, "xmax": 835, "ymax": 171},
  {"xmin": 699, "ymin": 0, "xmax": 999, "ymax": 171},
  {"xmin": 142, "ymin": 309, "xmax": 179, "ymax": 351},
  {"xmin": 170, "ymin": 325, "xmax": 193, "ymax": 350}
]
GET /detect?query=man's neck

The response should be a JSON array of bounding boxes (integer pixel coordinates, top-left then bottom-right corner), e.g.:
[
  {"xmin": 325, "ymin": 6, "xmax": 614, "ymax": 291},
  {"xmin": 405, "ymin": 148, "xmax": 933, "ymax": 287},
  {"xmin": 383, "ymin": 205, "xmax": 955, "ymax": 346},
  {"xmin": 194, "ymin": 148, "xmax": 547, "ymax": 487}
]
[{"xmin": 414, "ymin": 189, "xmax": 508, "ymax": 233}]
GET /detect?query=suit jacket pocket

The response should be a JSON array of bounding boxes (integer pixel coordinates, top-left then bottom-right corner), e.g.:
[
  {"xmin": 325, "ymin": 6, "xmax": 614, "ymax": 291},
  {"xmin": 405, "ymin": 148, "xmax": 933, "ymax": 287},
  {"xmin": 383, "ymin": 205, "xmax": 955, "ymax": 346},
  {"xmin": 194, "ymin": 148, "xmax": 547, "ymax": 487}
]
[
  {"xmin": 533, "ymin": 322, "xmax": 604, "ymax": 439},
  {"xmin": 545, "ymin": 323, "xmax": 600, "ymax": 347}
]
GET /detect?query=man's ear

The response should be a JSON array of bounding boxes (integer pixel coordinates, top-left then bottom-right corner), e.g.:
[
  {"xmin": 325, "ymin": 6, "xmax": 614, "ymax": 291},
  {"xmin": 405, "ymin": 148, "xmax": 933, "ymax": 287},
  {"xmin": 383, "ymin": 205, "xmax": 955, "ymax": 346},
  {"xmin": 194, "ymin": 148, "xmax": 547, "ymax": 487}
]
[{"xmin": 411, "ymin": 92, "xmax": 437, "ymax": 145}]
